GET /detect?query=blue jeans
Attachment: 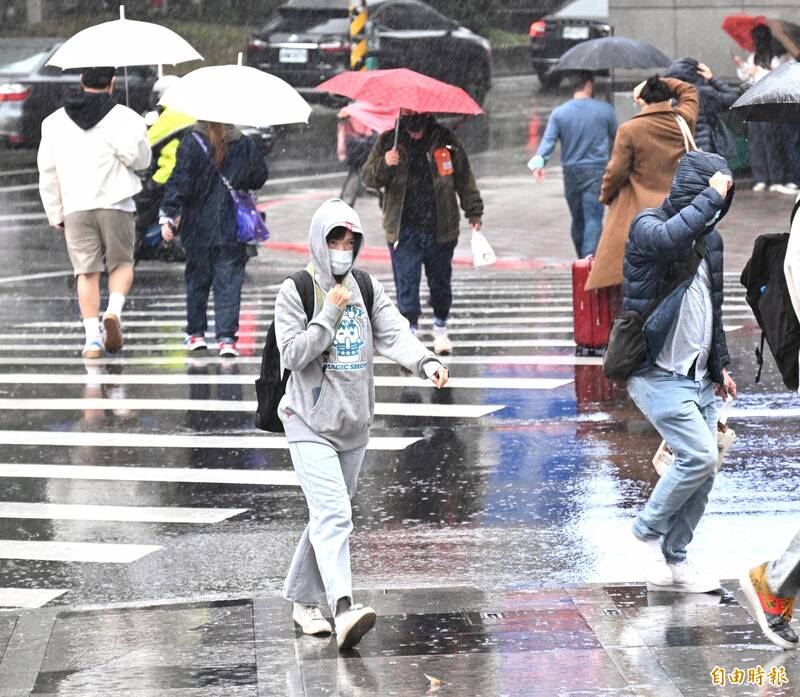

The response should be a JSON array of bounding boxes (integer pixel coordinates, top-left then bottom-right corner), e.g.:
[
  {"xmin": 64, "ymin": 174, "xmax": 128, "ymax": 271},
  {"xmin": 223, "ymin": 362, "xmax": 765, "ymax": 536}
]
[
  {"xmin": 184, "ymin": 244, "xmax": 247, "ymax": 340},
  {"xmin": 627, "ymin": 368, "xmax": 719, "ymax": 563},
  {"xmin": 388, "ymin": 228, "xmax": 457, "ymax": 326},
  {"xmin": 563, "ymin": 165, "xmax": 605, "ymax": 258}
]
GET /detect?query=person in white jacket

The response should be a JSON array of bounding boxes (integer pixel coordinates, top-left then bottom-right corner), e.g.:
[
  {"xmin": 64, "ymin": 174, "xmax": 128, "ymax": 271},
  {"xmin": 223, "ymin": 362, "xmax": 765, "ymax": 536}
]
[{"xmin": 38, "ymin": 67, "xmax": 150, "ymax": 358}]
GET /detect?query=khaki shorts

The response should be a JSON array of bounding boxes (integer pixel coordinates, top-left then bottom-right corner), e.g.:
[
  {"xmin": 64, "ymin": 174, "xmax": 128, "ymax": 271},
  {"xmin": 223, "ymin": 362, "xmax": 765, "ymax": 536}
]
[{"xmin": 63, "ymin": 209, "xmax": 135, "ymax": 276}]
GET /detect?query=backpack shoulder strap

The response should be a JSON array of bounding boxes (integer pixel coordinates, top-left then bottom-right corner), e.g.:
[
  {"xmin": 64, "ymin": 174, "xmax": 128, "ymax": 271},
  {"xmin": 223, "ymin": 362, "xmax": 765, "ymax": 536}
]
[
  {"xmin": 289, "ymin": 269, "xmax": 314, "ymax": 322},
  {"xmin": 351, "ymin": 268, "xmax": 374, "ymax": 321}
]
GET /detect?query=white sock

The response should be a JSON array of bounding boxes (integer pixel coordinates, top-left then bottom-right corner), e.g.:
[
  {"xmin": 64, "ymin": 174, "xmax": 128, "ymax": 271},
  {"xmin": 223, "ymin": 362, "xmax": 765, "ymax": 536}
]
[
  {"xmin": 106, "ymin": 292, "xmax": 126, "ymax": 318},
  {"xmin": 83, "ymin": 317, "xmax": 101, "ymax": 344}
]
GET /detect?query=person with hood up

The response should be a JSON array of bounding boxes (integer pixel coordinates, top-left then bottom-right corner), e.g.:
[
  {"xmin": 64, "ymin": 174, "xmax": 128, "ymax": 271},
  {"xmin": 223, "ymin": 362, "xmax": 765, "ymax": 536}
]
[
  {"xmin": 160, "ymin": 120, "xmax": 268, "ymax": 357},
  {"xmin": 274, "ymin": 198, "xmax": 449, "ymax": 650},
  {"xmin": 624, "ymin": 151, "xmax": 737, "ymax": 593},
  {"xmin": 663, "ymin": 58, "xmax": 739, "ymax": 157},
  {"xmin": 587, "ymin": 76, "xmax": 699, "ymax": 291},
  {"xmin": 38, "ymin": 67, "xmax": 150, "ymax": 358}
]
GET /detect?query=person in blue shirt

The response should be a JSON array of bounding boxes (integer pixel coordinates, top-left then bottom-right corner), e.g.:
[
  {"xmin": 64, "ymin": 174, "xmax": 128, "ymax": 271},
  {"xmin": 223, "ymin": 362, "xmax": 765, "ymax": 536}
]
[{"xmin": 528, "ymin": 72, "xmax": 618, "ymax": 258}]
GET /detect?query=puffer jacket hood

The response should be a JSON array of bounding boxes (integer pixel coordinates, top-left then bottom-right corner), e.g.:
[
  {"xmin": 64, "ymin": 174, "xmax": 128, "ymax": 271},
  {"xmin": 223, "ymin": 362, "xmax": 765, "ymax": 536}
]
[
  {"xmin": 308, "ymin": 198, "xmax": 364, "ymax": 291},
  {"xmin": 664, "ymin": 57, "xmax": 701, "ymax": 85},
  {"xmin": 664, "ymin": 150, "xmax": 734, "ymax": 222}
]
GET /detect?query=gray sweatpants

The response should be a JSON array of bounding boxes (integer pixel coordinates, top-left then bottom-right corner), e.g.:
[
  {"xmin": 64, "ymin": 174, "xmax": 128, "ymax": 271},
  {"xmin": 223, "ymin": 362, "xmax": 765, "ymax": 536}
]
[
  {"xmin": 767, "ymin": 527, "xmax": 800, "ymax": 598},
  {"xmin": 282, "ymin": 441, "xmax": 367, "ymax": 615}
]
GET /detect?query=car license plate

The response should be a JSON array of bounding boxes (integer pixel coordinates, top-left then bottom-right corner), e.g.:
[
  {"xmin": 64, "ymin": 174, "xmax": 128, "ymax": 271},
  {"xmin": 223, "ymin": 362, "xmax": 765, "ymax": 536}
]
[
  {"xmin": 279, "ymin": 48, "xmax": 308, "ymax": 63},
  {"xmin": 562, "ymin": 26, "xmax": 590, "ymax": 40}
]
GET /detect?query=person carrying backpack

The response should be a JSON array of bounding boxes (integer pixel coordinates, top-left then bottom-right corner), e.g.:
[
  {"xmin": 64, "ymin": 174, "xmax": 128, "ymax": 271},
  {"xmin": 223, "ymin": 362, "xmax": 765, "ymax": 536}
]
[{"xmin": 274, "ymin": 198, "xmax": 449, "ymax": 650}]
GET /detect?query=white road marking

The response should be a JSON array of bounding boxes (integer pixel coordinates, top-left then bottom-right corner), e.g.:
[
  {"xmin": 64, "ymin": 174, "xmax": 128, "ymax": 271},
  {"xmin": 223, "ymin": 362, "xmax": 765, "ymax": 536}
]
[
  {"xmin": 731, "ymin": 407, "xmax": 800, "ymax": 418},
  {"xmin": 373, "ymin": 377, "xmax": 572, "ymax": 390},
  {"xmin": 0, "ymin": 502, "xmax": 247, "ymax": 524},
  {"xmin": 0, "ymin": 270, "xmax": 74, "ymax": 285},
  {"xmin": 0, "ymin": 398, "xmax": 504, "ymax": 418},
  {"xmin": 0, "ymin": 464, "xmax": 300, "ymax": 486},
  {"xmin": 0, "ymin": 431, "xmax": 419, "ymax": 450},
  {"xmin": 0, "ymin": 540, "xmax": 162, "ymax": 563},
  {"xmin": 119, "ymin": 305, "xmax": 577, "ymax": 317},
  {"xmin": 0, "ymin": 588, "xmax": 67, "ymax": 609}
]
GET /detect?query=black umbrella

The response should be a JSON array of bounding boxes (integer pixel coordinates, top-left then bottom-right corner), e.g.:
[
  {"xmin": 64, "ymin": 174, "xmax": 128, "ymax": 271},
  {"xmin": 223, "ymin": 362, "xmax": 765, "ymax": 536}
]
[
  {"xmin": 552, "ymin": 36, "xmax": 671, "ymax": 72},
  {"xmin": 731, "ymin": 62, "xmax": 800, "ymax": 122}
]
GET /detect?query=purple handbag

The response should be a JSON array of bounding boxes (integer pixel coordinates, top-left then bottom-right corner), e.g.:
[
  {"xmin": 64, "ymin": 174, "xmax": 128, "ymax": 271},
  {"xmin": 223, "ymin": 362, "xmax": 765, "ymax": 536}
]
[{"xmin": 193, "ymin": 133, "xmax": 269, "ymax": 244}]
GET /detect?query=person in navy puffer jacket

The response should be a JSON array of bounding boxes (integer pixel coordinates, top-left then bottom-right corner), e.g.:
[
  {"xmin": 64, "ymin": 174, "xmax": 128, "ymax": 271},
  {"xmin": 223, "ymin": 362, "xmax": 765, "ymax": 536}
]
[
  {"xmin": 624, "ymin": 150, "xmax": 737, "ymax": 595},
  {"xmin": 663, "ymin": 58, "xmax": 739, "ymax": 156}
]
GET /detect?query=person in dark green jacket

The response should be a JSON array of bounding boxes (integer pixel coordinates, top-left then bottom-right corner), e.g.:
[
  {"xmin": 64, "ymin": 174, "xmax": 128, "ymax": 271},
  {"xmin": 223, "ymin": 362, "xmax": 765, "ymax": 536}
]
[{"xmin": 363, "ymin": 113, "xmax": 483, "ymax": 356}]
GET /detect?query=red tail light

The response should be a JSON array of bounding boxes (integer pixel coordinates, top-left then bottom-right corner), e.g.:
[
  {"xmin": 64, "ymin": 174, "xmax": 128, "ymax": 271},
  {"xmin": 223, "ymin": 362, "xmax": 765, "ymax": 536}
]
[
  {"xmin": 248, "ymin": 38, "xmax": 268, "ymax": 51},
  {"xmin": 0, "ymin": 83, "xmax": 31, "ymax": 102},
  {"xmin": 529, "ymin": 21, "xmax": 546, "ymax": 39}
]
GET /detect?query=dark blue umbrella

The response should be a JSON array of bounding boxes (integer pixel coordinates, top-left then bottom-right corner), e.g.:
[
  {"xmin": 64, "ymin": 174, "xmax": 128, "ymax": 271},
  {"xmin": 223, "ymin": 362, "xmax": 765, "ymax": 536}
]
[
  {"xmin": 731, "ymin": 62, "xmax": 800, "ymax": 122},
  {"xmin": 553, "ymin": 36, "xmax": 671, "ymax": 72}
]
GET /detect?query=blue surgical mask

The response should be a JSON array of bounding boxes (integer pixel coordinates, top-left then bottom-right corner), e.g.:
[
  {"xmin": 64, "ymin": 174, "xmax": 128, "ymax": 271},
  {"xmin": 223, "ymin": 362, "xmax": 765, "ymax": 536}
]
[{"xmin": 330, "ymin": 249, "xmax": 354, "ymax": 275}]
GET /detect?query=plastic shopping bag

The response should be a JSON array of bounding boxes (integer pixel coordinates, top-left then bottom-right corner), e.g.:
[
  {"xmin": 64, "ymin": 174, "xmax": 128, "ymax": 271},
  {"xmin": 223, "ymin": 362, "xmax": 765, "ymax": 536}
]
[
  {"xmin": 471, "ymin": 229, "xmax": 496, "ymax": 268},
  {"xmin": 652, "ymin": 395, "xmax": 736, "ymax": 477}
]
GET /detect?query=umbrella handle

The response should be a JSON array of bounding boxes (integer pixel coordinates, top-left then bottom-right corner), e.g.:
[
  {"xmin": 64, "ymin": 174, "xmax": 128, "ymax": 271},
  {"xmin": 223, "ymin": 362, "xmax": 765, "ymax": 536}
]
[{"xmin": 393, "ymin": 108, "xmax": 400, "ymax": 149}]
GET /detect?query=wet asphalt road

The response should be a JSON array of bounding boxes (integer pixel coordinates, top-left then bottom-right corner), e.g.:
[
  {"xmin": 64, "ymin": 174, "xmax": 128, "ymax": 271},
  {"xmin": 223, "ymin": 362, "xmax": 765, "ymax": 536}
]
[{"xmin": 0, "ymin": 75, "xmax": 798, "ymax": 618}]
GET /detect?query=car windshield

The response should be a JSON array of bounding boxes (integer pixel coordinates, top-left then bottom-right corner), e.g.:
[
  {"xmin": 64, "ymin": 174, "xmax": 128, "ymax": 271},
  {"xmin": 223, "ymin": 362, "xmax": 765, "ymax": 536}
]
[
  {"xmin": 264, "ymin": 9, "xmax": 349, "ymax": 35},
  {"xmin": 0, "ymin": 39, "xmax": 58, "ymax": 75},
  {"xmin": 555, "ymin": 0, "xmax": 608, "ymax": 19}
]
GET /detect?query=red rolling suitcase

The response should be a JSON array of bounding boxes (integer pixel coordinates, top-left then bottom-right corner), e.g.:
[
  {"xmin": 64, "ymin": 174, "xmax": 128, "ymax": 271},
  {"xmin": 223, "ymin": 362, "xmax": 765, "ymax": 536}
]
[{"xmin": 571, "ymin": 257, "xmax": 622, "ymax": 356}]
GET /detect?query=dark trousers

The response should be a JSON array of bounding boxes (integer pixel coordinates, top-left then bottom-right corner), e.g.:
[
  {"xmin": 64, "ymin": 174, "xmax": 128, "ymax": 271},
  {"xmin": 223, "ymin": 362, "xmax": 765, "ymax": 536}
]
[
  {"xmin": 388, "ymin": 227, "xmax": 457, "ymax": 326},
  {"xmin": 184, "ymin": 244, "xmax": 247, "ymax": 340},
  {"xmin": 749, "ymin": 122, "xmax": 790, "ymax": 185},
  {"xmin": 563, "ymin": 164, "xmax": 605, "ymax": 258}
]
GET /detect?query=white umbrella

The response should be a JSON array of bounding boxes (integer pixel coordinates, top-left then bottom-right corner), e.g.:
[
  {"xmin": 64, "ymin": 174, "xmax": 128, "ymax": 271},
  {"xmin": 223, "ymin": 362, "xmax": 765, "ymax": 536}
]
[
  {"xmin": 159, "ymin": 65, "xmax": 311, "ymax": 128},
  {"xmin": 46, "ymin": 5, "xmax": 202, "ymax": 70}
]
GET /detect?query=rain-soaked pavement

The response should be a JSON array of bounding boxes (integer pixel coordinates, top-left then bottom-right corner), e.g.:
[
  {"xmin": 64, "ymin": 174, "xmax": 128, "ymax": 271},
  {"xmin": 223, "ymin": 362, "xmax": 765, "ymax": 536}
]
[{"xmin": 0, "ymin": 74, "xmax": 799, "ymax": 695}]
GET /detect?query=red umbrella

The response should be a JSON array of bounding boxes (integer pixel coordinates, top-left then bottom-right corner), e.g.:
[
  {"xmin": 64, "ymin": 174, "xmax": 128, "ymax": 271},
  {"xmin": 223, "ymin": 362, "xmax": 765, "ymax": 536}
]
[
  {"xmin": 317, "ymin": 68, "xmax": 483, "ymax": 116},
  {"xmin": 722, "ymin": 13, "xmax": 767, "ymax": 52},
  {"xmin": 317, "ymin": 68, "xmax": 483, "ymax": 148}
]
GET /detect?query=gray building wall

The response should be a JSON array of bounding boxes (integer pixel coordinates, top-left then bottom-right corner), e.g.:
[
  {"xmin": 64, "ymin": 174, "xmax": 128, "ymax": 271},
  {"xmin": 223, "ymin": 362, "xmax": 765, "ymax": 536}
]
[{"xmin": 609, "ymin": 1, "xmax": 800, "ymax": 80}]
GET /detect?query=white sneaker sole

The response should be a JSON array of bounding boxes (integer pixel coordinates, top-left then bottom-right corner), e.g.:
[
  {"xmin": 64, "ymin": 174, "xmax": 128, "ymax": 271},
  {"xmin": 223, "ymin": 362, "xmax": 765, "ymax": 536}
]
[
  {"xmin": 739, "ymin": 572, "xmax": 798, "ymax": 650},
  {"xmin": 102, "ymin": 313, "xmax": 123, "ymax": 353},
  {"xmin": 336, "ymin": 608, "xmax": 376, "ymax": 650}
]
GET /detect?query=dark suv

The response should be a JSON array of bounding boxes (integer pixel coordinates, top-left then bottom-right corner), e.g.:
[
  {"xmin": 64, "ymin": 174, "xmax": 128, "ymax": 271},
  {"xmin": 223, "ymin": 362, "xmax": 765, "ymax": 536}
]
[
  {"xmin": 246, "ymin": 0, "xmax": 492, "ymax": 105},
  {"xmin": 530, "ymin": 0, "xmax": 611, "ymax": 89}
]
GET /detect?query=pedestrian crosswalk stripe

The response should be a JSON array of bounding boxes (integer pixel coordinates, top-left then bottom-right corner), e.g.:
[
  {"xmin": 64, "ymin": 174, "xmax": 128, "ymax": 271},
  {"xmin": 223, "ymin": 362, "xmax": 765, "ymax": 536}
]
[
  {"xmin": 0, "ymin": 353, "xmax": 595, "ymax": 367},
  {"xmin": 0, "ymin": 399, "xmax": 504, "ymax": 418},
  {"xmin": 0, "ymin": 588, "xmax": 68, "ymax": 609},
  {"xmin": 373, "ymin": 377, "xmax": 571, "ymax": 390},
  {"xmin": 0, "ymin": 464, "xmax": 300, "ymax": 486},
  {"xmin": 0, "ymin": 502, "xmax": 248, "ymax": 524},
  {"xmin": 0, "ymin": 540, "xmax": 162, "ymax": 563},
  {"xmin": 0, "ymin": 431, "xmax": 420, "ymax": 450},
  {"xmin": 119, "ymin": 305, "xmax": 578, "ymax": 317}
]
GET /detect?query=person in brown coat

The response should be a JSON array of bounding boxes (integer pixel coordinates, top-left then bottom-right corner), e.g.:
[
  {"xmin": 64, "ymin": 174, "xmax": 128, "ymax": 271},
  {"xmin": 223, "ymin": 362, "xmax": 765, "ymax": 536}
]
[{"xmin": 586, "ymin": 76, "xmax": 699, "ymax": 290}]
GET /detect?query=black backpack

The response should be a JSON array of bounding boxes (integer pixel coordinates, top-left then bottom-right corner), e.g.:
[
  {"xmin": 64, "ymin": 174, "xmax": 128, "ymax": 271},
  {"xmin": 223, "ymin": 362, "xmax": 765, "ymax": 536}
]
[
  {"xmin": 740, "ymin": 200, "xmax": 800, "ymax": 390},
  {"xmin": 255, "ymin": 268, "xmax": 375, "ymax": 432}
]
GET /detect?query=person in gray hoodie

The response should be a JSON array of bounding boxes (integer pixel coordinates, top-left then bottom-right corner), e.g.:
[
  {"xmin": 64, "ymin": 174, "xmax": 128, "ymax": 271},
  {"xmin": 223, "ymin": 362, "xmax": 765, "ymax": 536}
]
[{"xmin": 274, "ymin": 198, "xmax": 449, "ymax": 650}]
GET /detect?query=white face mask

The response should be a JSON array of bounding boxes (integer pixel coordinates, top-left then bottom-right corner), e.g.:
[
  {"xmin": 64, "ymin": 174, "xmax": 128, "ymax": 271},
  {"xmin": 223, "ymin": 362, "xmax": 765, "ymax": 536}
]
[{"xmin": 329, "ymin": 249, "xmax": 354, "ymax": 275}]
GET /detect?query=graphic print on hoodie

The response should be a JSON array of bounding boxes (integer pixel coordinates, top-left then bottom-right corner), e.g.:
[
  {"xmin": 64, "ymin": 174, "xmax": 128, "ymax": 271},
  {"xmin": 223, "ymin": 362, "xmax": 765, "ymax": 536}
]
[{"xmin": 273, "ymin": 198, "xmax": 442, "ymax": 451}]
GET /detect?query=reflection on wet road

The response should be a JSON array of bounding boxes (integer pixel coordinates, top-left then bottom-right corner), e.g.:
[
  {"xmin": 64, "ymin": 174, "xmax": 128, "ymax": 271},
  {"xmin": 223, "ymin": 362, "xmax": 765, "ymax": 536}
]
[{"xmin": 0, "ymin": 262, "xmax": 795, "ymax": 615}]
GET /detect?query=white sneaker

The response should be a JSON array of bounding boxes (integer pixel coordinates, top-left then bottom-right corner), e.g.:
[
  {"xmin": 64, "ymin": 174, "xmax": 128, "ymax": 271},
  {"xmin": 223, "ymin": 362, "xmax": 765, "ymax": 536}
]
[
  {"xmin": 769, "ymin": 183, "xmax": 796, "ymax": 195},
  {"xmin": 633, "ymin": 534, "xmax": 673, "ymax": 588},
  {"xmin": 335, "ymin": 604, "xmax": 376, "ymax": 650},
  {"xmin": 662, "ymin": 559, "xmax": 721, "ymax": 593},
  {"xmin": 785, "ymin": 182, "xmax": 799, "ymax": 190},
  {"xmin": 292, "ymin": 603, "xmax": 332, "ymax": 636},
  {"xmin": 752, "ymin": 182, "xmax": 767, "ymax": 192},
  {"xmin": 433, "ymin": 333, "xmax": 453, "ymax": 356}
]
